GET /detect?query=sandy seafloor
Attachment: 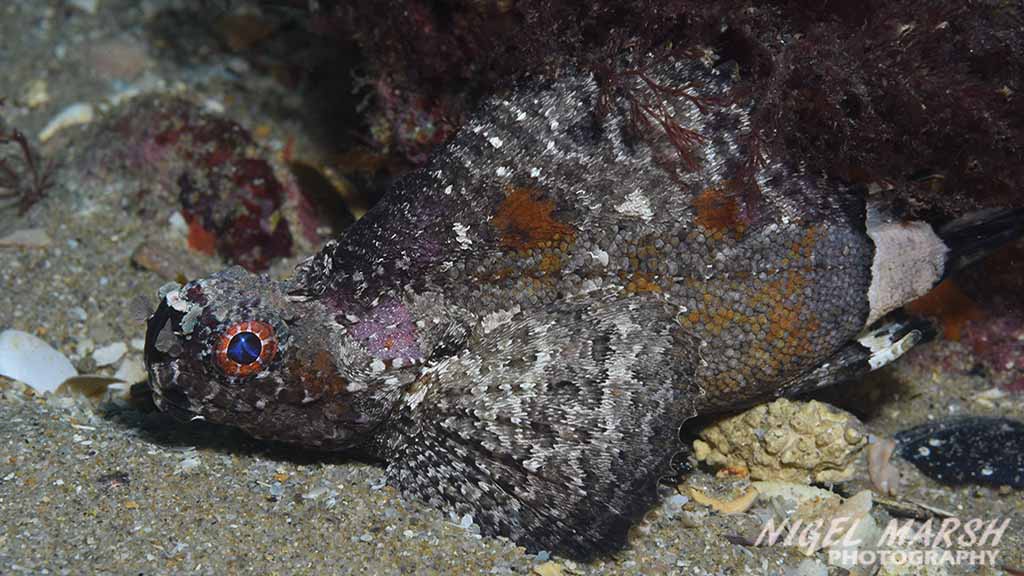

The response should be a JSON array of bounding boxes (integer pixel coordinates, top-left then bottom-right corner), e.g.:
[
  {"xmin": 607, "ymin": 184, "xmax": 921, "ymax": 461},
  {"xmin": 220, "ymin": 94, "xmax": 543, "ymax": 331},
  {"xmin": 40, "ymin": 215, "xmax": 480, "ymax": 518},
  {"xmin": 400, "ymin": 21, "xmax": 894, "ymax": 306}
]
[{"xmin": 0, "ymin": 1, "xmax": 1022, "ymax": 574}]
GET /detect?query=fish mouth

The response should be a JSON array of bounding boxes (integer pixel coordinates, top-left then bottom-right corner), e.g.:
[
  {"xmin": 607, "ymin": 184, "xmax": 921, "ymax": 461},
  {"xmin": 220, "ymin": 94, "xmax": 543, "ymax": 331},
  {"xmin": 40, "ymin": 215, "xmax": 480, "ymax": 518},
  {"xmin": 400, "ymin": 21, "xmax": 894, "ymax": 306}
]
[
  {"xmin": 144, "ymin": 299, "xmax": 178, "ymax": 371},
  {"xmin": 144, "ymin": 299, "xmax": 196, "ymax": 420},
  {"xmin": 150, "ymin": 386, "xmax": 197, "ymax": 421}
]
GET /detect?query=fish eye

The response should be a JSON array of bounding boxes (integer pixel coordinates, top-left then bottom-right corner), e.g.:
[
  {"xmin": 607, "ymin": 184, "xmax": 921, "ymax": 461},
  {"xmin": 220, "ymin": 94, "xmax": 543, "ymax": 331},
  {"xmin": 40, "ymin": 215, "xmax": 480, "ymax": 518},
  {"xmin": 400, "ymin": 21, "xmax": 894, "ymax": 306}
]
[
  {"xmin": 214, "ymin": 321, "xmax": 277, "ymax": 376},
  {"xmin": 228, "ymin": 332, "xmax": 262, "ymax": 364}
]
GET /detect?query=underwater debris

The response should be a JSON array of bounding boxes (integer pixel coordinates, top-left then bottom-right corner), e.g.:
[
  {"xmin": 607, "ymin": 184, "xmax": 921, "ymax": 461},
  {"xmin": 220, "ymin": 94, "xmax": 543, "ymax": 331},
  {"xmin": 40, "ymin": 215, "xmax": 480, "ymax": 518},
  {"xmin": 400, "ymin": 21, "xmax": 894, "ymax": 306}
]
[
  {"xmin": 85, "ymin": 95, "xmax": 307, "ymax": 272},
  {"xmin": 686, "ymin": 485, "xmax": 758, "ymax": 514},
  {"xmin": 0, "ymin": 125, "xmax": 56, "ymax": 215},
  {"xmin": 867, "ymin": 437, "xmax": 900, "ymax": 496},
  {"xmin": 38, "ymin": 103, "xmax": 95, "ymax": 143},
  {"xmin": 739, "ymin": 482, "xmax": 880, "ymax": 568},
  {"xmin": 894, "ymin": 417, "xmax": 1024, "ymax": 488}
]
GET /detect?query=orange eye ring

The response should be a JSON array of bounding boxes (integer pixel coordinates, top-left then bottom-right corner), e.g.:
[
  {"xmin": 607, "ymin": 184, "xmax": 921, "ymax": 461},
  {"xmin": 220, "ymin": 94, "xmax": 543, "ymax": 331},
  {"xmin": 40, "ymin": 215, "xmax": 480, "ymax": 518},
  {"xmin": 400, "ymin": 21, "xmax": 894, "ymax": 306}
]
[{"xmin": 214, "ymin": 320, "xmax": 278, "ymax": 376}]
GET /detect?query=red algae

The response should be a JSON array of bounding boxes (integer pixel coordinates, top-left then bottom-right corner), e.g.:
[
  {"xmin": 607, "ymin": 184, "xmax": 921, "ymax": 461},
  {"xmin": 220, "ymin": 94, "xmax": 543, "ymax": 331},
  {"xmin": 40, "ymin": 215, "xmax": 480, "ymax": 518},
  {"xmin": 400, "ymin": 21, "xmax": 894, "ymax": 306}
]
[
  {"xmin": 905, "ymin": 279, "xmax": 983, "ymax": 342},
  {"xmin": 302, "ymin": 0, "xmax": 1024, "ymax": 222},
  {"xmin": 90, "ymin": 96, "xmax": 301, "ymax": 272}
]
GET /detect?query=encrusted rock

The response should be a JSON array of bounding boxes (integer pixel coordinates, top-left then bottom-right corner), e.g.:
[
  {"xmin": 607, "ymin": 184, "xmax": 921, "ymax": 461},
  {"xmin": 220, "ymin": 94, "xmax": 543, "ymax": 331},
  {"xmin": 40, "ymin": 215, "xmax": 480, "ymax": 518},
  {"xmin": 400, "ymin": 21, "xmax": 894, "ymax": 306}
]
[
  {"xmin": 75, "ymin": 95, "xmax": 320, "ymax": 272},
  {"xmin": 694, "ymin": 398, "xmax": 867, "ymax": 484}
]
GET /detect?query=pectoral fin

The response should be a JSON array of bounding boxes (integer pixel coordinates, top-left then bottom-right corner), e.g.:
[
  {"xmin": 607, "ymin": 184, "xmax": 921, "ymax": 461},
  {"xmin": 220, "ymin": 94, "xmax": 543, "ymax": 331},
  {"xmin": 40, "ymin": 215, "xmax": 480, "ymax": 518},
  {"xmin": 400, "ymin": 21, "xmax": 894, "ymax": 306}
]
[{"xmin": 381, "ymin": 297, "xmax": 699, "ymax": 558}]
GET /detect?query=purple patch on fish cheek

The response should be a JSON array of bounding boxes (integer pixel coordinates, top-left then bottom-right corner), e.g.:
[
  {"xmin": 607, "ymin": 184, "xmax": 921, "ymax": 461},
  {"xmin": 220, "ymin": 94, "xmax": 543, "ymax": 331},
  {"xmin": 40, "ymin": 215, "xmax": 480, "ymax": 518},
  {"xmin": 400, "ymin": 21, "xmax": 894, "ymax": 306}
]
[
  {"xmin": 347, "ymin": 300, "xmax": 423, "ymax": 362},
  {"xmin": 415, "ymin": 236, "xmax": 443, "ymax": 261}
]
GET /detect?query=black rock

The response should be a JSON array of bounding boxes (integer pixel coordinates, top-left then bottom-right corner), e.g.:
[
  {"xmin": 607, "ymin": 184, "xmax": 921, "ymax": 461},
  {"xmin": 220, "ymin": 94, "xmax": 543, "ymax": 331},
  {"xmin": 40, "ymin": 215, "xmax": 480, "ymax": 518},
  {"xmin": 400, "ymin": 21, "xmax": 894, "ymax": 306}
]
[{"xmin": 895, "ymin": 417, "xmax": 1024, "ymax": 488}]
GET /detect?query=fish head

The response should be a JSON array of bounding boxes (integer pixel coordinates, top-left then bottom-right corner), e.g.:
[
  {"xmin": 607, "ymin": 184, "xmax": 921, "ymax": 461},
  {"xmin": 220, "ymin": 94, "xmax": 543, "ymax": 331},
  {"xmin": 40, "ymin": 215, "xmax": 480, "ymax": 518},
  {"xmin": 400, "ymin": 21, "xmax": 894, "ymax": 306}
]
[{"xmin": 144, "ymin": 266, "xmax": 396, "ymax": 450}]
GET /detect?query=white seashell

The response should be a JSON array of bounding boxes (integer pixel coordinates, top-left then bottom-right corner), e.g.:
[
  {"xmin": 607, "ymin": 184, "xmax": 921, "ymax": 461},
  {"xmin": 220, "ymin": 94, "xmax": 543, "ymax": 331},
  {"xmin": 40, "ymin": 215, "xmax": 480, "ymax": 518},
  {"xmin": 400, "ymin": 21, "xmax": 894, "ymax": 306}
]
[
  {"xmin": 0, "ymin": 228, "xmax": 52, "ymax": 248},
  {"xmin": 38, "ymin": 103, "xmax": 95, "ymax": 142},
  {"xmin": 0, "ymin": 329, "xmax": 77, "ymax": 393}
]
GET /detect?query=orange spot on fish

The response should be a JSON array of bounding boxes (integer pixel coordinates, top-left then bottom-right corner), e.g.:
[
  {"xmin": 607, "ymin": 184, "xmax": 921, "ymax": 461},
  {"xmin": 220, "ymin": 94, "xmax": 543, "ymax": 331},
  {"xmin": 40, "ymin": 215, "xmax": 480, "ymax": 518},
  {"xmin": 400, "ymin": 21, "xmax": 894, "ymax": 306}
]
[
  {"xmin": 492, "ymin": 186, "xmax": 574, "ymax": 250},
  {"xmin": 290, "ymin": 349, "xmax": 349, "ymax": 398},
  {"xmin": 624, "ymin": 273, "xmax": 663, "ymax": 294},
  {"xmin": 694, "ymin": 180, "xmax": 754, "ymax": 238},
  {"xmin": 694, "ymin": 185, "xmax": 738, "ymax": 234}
]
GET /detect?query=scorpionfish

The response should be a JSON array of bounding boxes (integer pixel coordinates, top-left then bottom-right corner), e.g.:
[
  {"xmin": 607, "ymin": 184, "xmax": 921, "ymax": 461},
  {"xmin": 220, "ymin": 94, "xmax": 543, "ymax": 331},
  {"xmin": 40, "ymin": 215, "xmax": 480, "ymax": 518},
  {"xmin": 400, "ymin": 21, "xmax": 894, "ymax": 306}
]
[{"xmin": 145, "ymin": 52, "xmax": 982, "ymax": 558}]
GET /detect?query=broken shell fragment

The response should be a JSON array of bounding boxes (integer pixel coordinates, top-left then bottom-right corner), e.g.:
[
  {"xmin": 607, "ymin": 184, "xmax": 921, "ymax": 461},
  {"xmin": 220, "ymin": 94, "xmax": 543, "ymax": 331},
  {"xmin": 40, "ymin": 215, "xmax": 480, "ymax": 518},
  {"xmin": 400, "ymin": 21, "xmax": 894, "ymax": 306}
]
[
  {"xmin": 868, "ymin": 437, "xmax": 900, "ymax": 496},
  {"xmin": 39, "ymin": 102, "xmax": 94, "ymax": 142},
  {"xmin": 686, "ymin": 485, "xmax": 758, "ymax": 514},
  {"xmin": 0, "ymin": 329, "xmax": 77, "ymax": 393}
]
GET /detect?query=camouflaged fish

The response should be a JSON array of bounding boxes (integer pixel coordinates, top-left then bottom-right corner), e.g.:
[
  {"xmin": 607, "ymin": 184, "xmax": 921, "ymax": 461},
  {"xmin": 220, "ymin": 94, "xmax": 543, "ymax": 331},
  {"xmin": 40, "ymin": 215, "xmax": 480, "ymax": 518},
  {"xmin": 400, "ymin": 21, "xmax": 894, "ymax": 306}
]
[{"xmin": 144, "ymin": 53, "xmax": 1019, "ymax": 558}]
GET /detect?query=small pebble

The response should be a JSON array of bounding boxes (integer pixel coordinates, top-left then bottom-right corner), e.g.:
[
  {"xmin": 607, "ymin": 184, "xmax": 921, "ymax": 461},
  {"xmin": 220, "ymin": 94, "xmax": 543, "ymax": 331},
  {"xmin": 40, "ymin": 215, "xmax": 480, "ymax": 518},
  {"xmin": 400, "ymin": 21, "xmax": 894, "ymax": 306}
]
[
  {"xmin": 202, "ymin": 98, "xmax": 226, "ymax": 114},
  {"xmin": 67, "ymin": 0, "xmax": 100, "ymax": 14},
  {"xmin": 168, "ymin": 212, "xmax": 189, "ymax": 235},
  {"xmin": 86, "ymin": 37, "xmax": 149, "ymax": 81},
  {"xmin": 24, "ymin": 79, "xmax": 50, "ymax": 108},
  {"xmin": 532, "ymin": 561, "xmax": 564, "ymax": 576},
  {"xmin": 268, "ymin": 482, "xmax": 284, "ymax": 500},
  {"xmin": 92, "ymin": 342, "xmax": 127, "ymax": 367},
  {"xmin": 0, "ymin": 229, "xmax": 52, "ymax": 249},
  {"xmin": 301, "ymin": 486, "xmax": 329, "ymax": 501},
  {"xmin": 785, "ymin": 559, "xmax": 828, "ymax": 576},
  {"xmin": 113, "ymin": 356, "xmax": 146, "ymax": 384},
  {"xmin": 662, "ymin": 493, "xmax": 690, "ymax": 519},
  {"xmin": 176, "ymin": 456, "xmax": 201, "ymax": 474},
  {"xmin": 75, "ymin": 338, "xmax": 95, "ymax": 358}
]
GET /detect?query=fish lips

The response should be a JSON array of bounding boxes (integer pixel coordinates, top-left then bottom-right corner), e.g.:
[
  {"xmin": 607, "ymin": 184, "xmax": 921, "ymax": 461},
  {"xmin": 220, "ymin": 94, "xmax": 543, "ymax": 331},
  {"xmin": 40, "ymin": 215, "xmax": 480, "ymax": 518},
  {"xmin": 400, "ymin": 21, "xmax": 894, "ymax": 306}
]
[{"xmin": 143, "ymin": 299, "xmax": 193, "ymax": 418}]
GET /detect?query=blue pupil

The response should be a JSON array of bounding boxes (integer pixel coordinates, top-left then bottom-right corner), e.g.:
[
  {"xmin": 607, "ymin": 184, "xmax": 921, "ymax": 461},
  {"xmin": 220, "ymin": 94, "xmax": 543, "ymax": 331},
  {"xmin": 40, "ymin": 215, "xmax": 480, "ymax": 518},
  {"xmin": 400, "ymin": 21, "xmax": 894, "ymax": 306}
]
[{"xmin": 227, "ymin": 332, "xmax": 262, "ymax": 365}]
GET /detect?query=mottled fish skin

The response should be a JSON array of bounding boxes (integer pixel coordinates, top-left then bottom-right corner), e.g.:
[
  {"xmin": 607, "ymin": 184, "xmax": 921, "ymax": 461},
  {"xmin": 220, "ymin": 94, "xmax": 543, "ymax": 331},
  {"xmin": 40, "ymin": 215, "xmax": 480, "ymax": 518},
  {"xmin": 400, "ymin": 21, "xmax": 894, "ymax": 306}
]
[{"xmin": 146, "ymin": 54, "xmax": 882, "ymax": 558}]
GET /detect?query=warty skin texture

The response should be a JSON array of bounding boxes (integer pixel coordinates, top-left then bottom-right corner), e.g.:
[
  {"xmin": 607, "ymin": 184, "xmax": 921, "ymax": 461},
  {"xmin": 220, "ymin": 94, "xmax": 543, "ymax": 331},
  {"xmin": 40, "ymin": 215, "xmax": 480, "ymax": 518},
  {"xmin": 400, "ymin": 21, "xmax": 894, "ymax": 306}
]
[{"xmin": 146, "ymin": 54, "xmax": 891, "ymax": 558}]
